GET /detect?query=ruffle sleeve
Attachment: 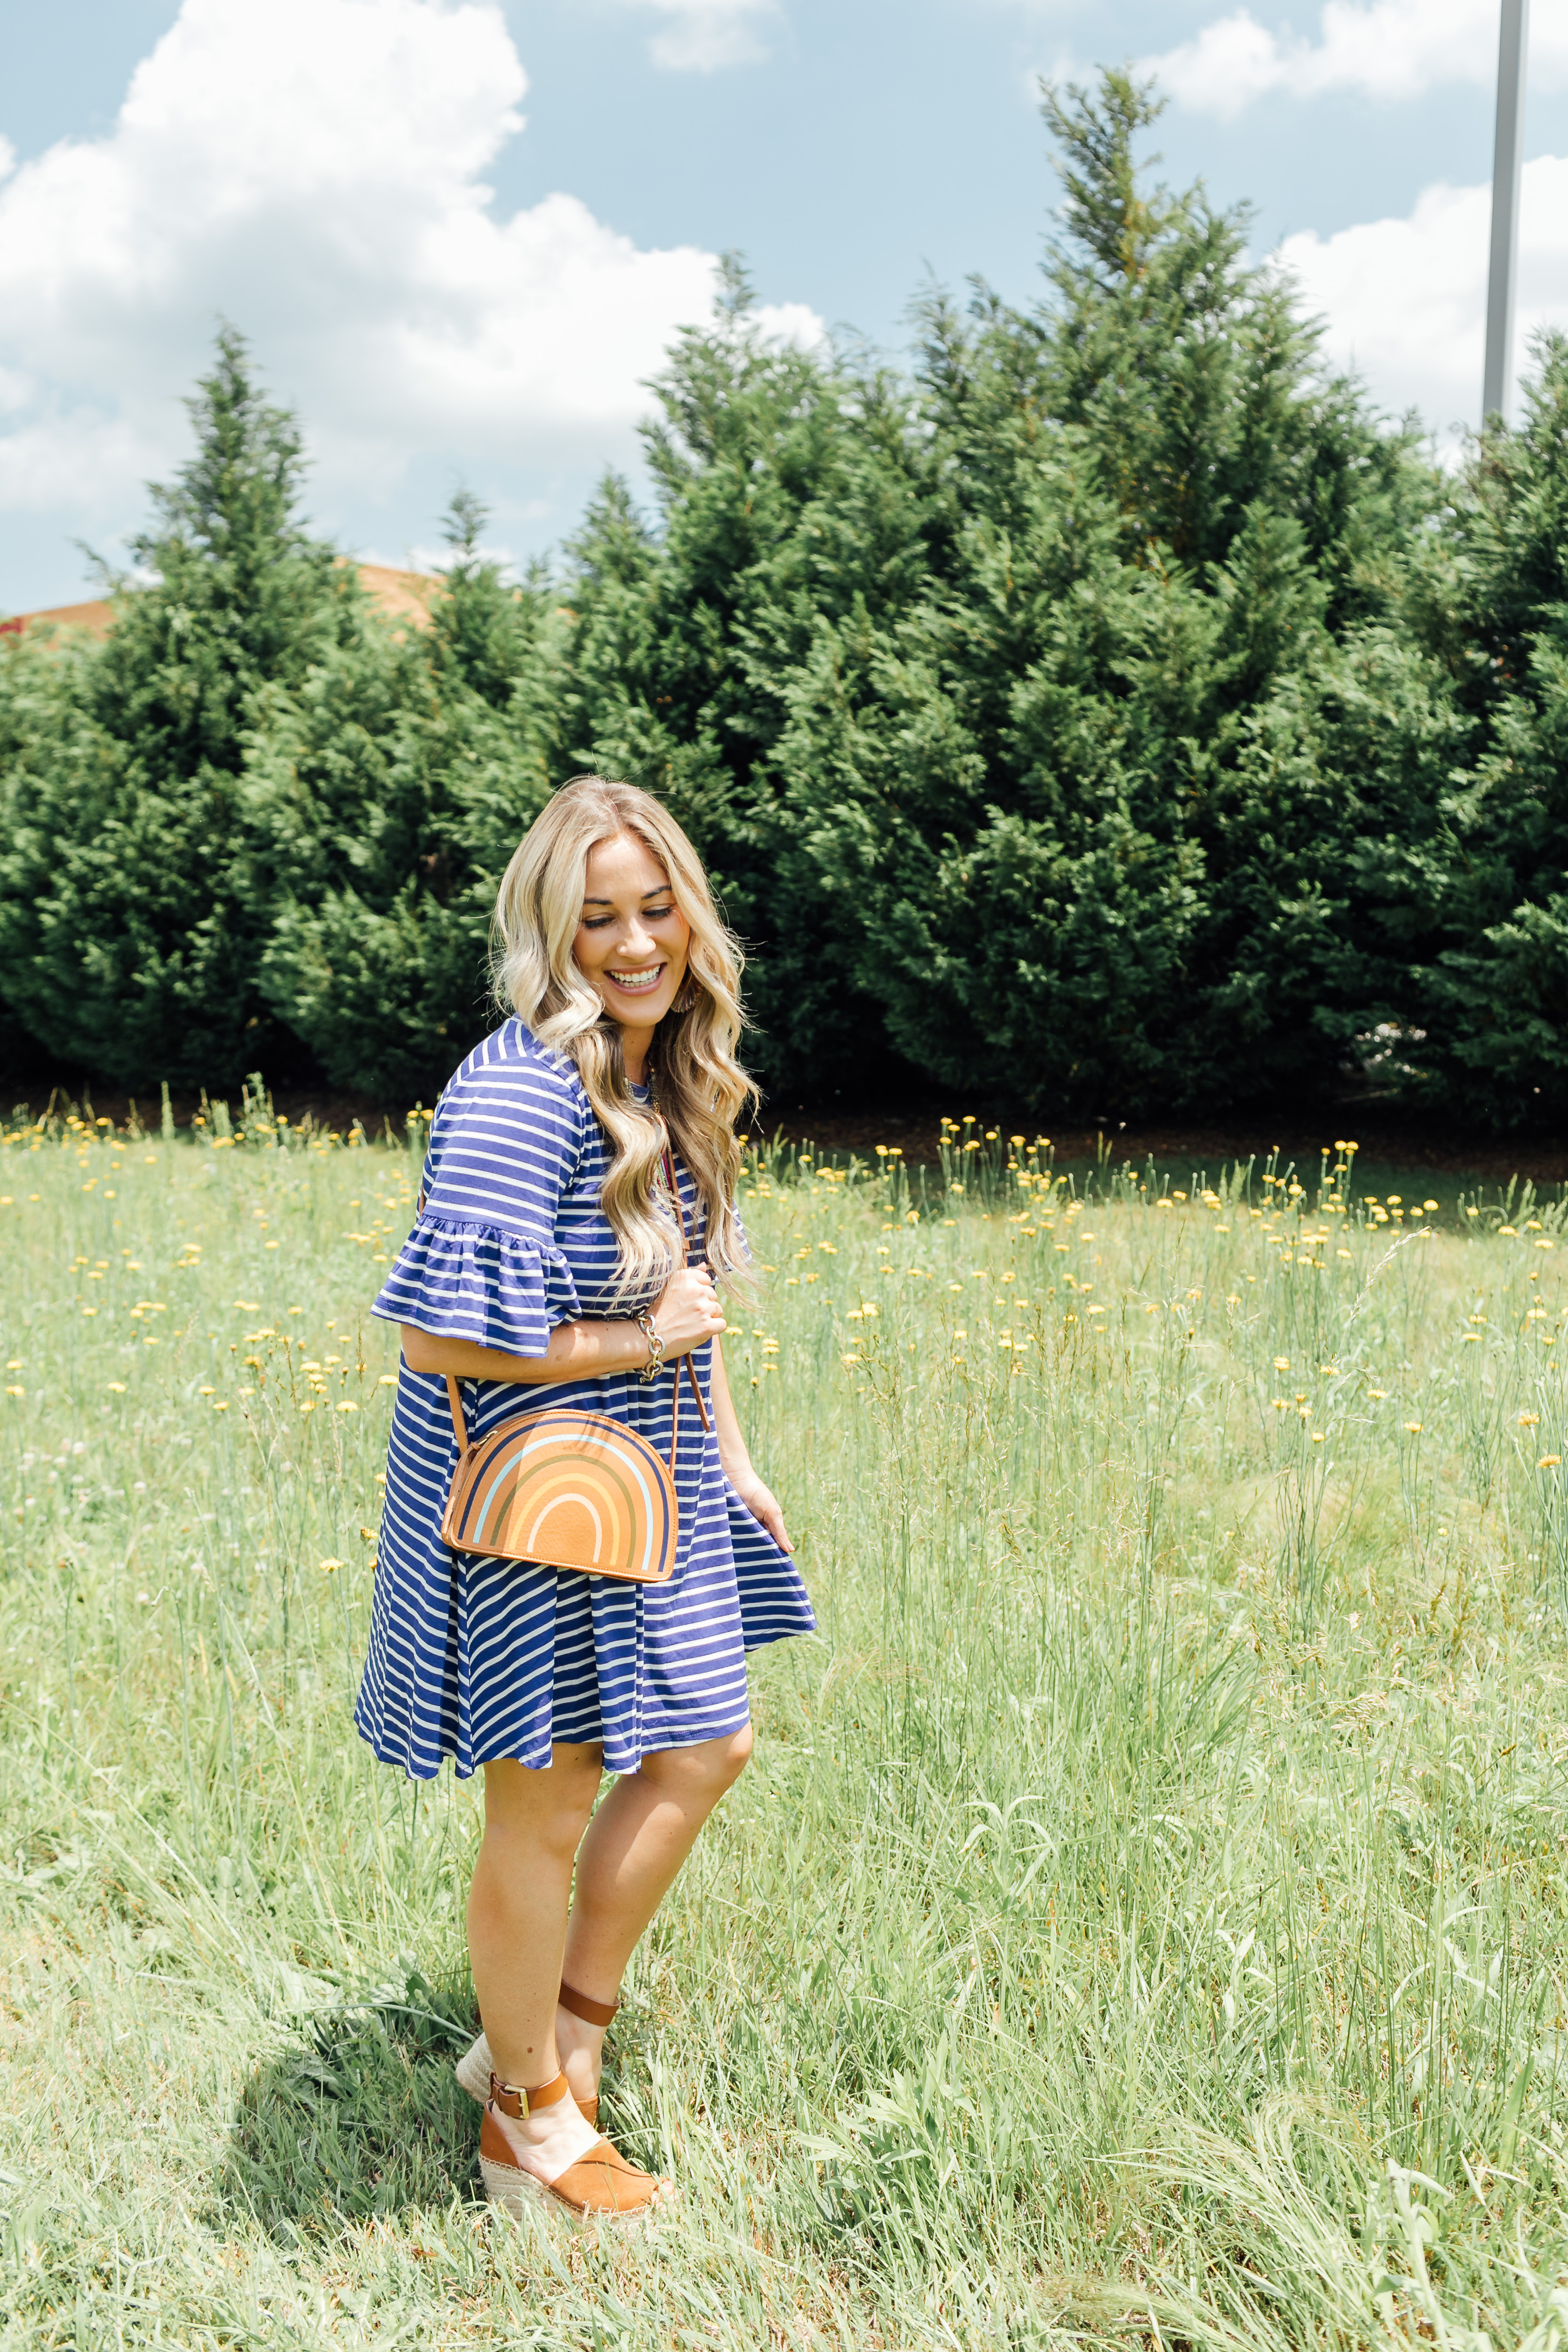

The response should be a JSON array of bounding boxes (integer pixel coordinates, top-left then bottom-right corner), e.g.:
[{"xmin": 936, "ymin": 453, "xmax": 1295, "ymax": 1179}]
[
  {"xmin": 372, "ymin": 1215, "xmax": 583, "ymax": 1357},
  {"xmin": 370, "ymin": 1022, "xmax": 591, "ymax": 1355}
]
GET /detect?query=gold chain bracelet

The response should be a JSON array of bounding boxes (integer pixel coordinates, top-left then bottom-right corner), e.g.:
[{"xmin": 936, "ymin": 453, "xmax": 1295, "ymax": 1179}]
[{"xmin": 635, "ymin": 1311, "xmax": 666, "ymax": 1383}]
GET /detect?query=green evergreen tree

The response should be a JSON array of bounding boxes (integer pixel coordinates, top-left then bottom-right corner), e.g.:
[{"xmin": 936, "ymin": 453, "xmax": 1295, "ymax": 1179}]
[
  {"xmin": 1401, "ymin": 335, "xmax": 1568, "ymax": 1126},
  {"xmin": 556, "ymin": 263, "xmax": 935, "ymax": 1095},
  {"xmin": 0, "ymin": 327, "xmax": 358, "ymax": 1084},
  {"xmin": 250, "ymin": 492, "xmax": 567, "ymax": 1096}
]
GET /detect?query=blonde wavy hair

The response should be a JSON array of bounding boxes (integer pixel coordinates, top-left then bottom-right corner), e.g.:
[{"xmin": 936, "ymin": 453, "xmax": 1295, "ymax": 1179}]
[{"xmin": 493, "ymin": 776, "xmax": 756, "ymax": 1295}]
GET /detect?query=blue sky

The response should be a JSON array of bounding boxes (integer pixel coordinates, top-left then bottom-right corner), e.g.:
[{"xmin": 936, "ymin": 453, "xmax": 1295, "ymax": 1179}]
[{"xmin": 3, "ymin": 0, "xmax": 1568, "ymax": 610}]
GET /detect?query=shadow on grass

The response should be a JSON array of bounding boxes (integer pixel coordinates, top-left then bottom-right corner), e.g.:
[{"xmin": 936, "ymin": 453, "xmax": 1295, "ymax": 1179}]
[{"xmin": 219, "ymin": 1967, "xmax": 482, "ymax": 2240}]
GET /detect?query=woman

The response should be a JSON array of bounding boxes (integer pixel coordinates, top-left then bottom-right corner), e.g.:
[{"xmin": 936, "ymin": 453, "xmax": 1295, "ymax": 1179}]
[{"xmin": 357, "ymin": 775, "xmax": 814, "ymax": 2226}]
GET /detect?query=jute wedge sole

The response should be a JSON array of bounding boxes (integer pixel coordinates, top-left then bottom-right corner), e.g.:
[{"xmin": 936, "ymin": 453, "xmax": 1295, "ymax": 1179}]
[{"xmin": 478, "ymin": 2149, "xmax": 667, "ymax": 2230}]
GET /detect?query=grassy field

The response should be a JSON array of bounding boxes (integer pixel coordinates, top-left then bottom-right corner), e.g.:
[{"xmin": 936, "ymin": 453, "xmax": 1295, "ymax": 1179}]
[{"xmin": 2, "ymin": 1098, "xmax": 1568, "ymax": 2350}]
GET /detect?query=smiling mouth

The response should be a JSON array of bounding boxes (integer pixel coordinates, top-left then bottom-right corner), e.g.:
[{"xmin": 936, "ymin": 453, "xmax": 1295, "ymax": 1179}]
[{"xmin": 605, "ymin": 964, "xmax": 666, "ymax": 995}]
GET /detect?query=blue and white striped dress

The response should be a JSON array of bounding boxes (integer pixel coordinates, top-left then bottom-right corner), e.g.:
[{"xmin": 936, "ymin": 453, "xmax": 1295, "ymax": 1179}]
[{"xmin": 355, "ymin": 1019, "xmax": 815, "ymax": 1780}]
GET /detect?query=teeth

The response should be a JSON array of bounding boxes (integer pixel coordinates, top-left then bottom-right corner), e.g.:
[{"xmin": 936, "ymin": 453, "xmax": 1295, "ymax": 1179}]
[{"xmin": 608, "ymin": 969, "xmax": 661, "ymax": 992}]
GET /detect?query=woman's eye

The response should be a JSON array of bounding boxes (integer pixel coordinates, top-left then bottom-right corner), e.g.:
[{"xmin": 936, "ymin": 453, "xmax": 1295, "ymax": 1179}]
[{"xmin": 580, "ymin": 905, "xmax": 672, "ymax": 930}]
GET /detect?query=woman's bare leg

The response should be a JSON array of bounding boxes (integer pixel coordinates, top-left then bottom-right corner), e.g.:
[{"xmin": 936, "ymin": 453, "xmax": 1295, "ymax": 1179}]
[
  {"xmin": 468, "ymin": 1743, "xmax": 605, "ymax": 2178},
  {"xmin": 554, "ymin": 1725, "xmax": 753, "ymax": 2101}
]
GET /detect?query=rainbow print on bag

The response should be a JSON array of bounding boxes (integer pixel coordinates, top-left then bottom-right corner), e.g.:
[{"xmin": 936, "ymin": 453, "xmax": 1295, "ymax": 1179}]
[{"xmin": 441, "ymin": 1407, "xmax": 678, "ymax": 1583}]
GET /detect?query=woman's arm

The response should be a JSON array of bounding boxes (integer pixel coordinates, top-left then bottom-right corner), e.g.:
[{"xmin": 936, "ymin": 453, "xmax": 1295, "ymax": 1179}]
[
  {"xmin": 399, "ymin": 1264, "xmax": 728, "ymax": 1387},
  {"xmin": 708, "ymin": 1336, "xmax": 793, "ymax": 1554},
  {"xmin": 400, "ymin": 1317, "xmax": 650, "ymax": 1386}
]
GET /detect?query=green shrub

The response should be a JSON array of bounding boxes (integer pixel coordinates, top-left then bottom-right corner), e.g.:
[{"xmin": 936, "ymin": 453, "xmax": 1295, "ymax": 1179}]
[
  {"xmin": 1401, "ymin": 338, "xmax": 1568, "ymax": 1127},
  {"xmin": 0, "ymin": 328, "xmax": 362, "ymax": 1085},
  {"xmin": 247, "ymin": 503, "xmax": 564, "ymax": 1097}
]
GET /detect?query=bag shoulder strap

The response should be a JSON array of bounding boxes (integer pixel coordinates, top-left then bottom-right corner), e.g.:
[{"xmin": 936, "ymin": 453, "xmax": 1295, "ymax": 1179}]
[
  {"xmin": 446, "ymin": 1372, "xmax": 470, "ymax": 1456},
  {"xmin": 662, "ymin": 1144, "xmax": 713, "ymax": 1456}
]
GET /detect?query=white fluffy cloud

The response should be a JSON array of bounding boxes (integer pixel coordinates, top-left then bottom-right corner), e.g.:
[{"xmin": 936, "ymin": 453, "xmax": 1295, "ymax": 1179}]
[
  {"xmin": 1280, "ymin": 153, "xmax": 1568, "ymax": 433},
  {"xmin": 0, "ymin": 0, "xmax": 820, "ymax": 531},
  {"xmin": 1147, "ymin": 0, "xmax": 1568, "ymax": 119},
  {"xmin": 627, "ymin": 0, "xmax": 779, "ymax": 72}
]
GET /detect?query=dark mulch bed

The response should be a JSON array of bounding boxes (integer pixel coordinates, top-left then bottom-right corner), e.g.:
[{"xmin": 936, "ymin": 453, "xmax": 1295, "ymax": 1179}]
[
  {"xmin": 762, "ymin": 1106, "xmax": 1568, "ymax": 1185},
  {"xmin": 11, "ymin": 1074, "xmax": 1566, "ymax": 1188}
]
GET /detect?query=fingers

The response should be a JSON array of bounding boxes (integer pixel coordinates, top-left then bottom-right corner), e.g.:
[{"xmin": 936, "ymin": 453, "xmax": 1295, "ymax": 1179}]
[
  {"xmin": 658, "ymin": 1268, "xmax": 724, "ymax": 1340},
  {"xmin": 646, "ymin": 1272, "xmax": 726, "ymax": 1358},
  {"xmin": 659, "ymin": 1268, "xmax": 717, "ymax": 1311},
  {"xmin": 738, "ymin": 1482, "xmax": 791, "ymax": 1552}
]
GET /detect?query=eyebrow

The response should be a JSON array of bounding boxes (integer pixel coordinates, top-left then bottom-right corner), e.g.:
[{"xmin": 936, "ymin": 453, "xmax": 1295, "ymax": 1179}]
[{"xmin": 581, "ymin": 889, "xmax": 671, "ymax": 905}]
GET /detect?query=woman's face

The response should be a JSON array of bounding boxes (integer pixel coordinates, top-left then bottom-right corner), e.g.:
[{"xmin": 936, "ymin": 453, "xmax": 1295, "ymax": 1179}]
[{"xmin": 573, "ymin": 830, "xmax": 692, "ymax": 1034}]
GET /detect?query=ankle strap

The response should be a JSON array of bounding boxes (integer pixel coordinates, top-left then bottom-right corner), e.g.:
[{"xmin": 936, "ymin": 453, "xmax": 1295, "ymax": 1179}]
[
  {"xmin": 558, "ymin": 1980, "xmax": 619, "ymax": 2028},
  {"xmin": 488, "ymin": 2068, "xmax": 573, "ymax": 2119}
]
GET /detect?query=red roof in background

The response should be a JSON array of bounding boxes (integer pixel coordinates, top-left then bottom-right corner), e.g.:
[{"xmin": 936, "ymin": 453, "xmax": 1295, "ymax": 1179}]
[{"xmin": 0, "ymin": 561, "xmax": 440, "ymax": 641}]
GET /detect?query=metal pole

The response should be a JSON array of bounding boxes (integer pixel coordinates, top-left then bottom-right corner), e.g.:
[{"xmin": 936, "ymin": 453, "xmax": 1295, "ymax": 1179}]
[{"xmin": 1482, "ymin": 0, "xmax": 1529, "ymax": 423}]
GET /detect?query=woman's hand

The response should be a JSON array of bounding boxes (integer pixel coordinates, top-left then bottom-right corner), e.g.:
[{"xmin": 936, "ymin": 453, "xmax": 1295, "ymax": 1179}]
[
  {"xmin": 648, "ymin": 1266, "xmax": 727, "ymax": 1359},
  {"xmin": 701, "ymin": 1333, "xmax": 796, "ymax": 1557},
  {"xmin": 724, "ymin": 1464, "xmax": 793, "ymax": 1554}
]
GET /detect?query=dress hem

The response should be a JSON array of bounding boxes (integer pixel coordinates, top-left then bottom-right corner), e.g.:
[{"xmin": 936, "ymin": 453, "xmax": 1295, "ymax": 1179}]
[{"xmin": 357, "ymin": 1700, "xmax": 758, "ymax": 1783}]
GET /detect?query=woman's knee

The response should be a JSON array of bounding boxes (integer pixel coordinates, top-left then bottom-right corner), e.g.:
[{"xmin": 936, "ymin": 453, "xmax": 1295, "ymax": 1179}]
[
  {"xmin": 642, "ymin": 1723, "xmax": 753, "ymax": 1804},
  {"xmin": 483, "ymin": 1744, "xmax": 602, "ymax": 1858}
]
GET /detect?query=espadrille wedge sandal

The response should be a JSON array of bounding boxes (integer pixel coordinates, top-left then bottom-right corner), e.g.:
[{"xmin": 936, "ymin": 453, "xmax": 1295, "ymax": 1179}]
[
  {"xmin": 456, "ymin": 1982, "xmax": 619, "ymax": 2127},
  {"xmin": 479, "ymin": 2067, "xmax": 667, "ymax": 2225}
]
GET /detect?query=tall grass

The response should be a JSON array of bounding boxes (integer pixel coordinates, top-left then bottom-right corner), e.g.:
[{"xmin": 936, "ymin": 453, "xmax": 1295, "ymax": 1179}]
[{"xmin": 2, "ymin": 1101, "xmax": 1567, "ymax": 2349}]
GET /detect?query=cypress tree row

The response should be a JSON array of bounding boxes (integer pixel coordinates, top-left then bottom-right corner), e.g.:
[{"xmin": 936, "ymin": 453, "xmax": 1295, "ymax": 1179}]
[{"xmin": 0, "ymin": 78, "xmax": 1564, "ymax": 1128}]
